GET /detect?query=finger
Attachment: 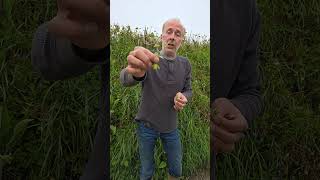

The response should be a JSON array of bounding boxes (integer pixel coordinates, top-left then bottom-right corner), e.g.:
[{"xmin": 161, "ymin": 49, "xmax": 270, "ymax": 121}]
[
  {"xmin": 133, "ymin": 50, "xmax": 153, "ymax": 68},
  {"xmin": 213, "ymin": 136, "xmax": 235, "ymax": 153},
  {"xmin": 213, "ymin": 125, "xmax": 244, "ymax": 144},
  {"xmin": 174, "ymin": 100, "xmax": 185, "ymax": 108},
  {"xmin": 175, "ymin": 92, "xmax": 182, "ymax": 100},
  {"xmin": 180, "ymin": 95, "xmax": 188, "ymax": 104},
  {"xmin": 180, "ymin": 94, "xmax": 187, "ymax": 100},
  {"xmin": 176, "ymin": 100, "xmax": 186, "ymax": 107},
  {"xmin": 214, "ymin": 114, "xmax": 248, "ymax": 132},
  {"xmin": 211, "ymin": 126, "xmax": 234, "ymax": 153},
  {"xmin": 176, "ymin": 98, "xmax": 187, "ymax": 105},
  {"xmin": 226, "ymin": 116, "xmax": 248, "ymax": 132},
  {"xmin": 65, "ymin": 0, "xmax": 109, "ymax": 27},
  {"xmin": 174, "ymin": 105, "xmax": 181, "ymax": 111},
  {"xmin": 134, "ymin": 46, "xmax": 144, "ymax": 50},
  {"xmin": 64, "ymin": 0, "xmax": 107, "ymax": 20},
  {"xmin": 225, "ymin": 113, "xmax": 236, "ymax": 120},
  {"xmin": 141, "ymin": 48, "xmax": 159, "ymax": 64},
  {"xmin": 176, "ymin": 106, "xmax": 183, "ymax": 111},
  {"xmin": 212, "ymin": 97, "xmax": 240, "ymax": 116},
  {"xmin": 212, "ymin": 97, "xmax": 228, "ymax": 108},
  {"xmin": 126, "ymin": 66, "xmax": 144, "ymax": 76},
  {"xmin": 127, "ymin": 54, "xmax": 147, "ymax": 70},
  {"xmin": 130, "ymin": 50, "xmax": 152, "ymax": 67},
  {"xmin": 48, "ymin": 14, "xmax": 84, "ymax": 39},
  {"xmin": 212, "ymin": 114, "xmax": 225, "ymax": 126}
]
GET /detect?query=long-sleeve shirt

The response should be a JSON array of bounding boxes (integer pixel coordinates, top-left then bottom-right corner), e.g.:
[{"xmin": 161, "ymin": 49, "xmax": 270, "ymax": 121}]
[
  {"xmin": 31, "ymin": 23, "xmax": 109, "ymax": 180},
  {"xmin": 120, "ymin": 56, "xmax": 192, "ymax": 133}
]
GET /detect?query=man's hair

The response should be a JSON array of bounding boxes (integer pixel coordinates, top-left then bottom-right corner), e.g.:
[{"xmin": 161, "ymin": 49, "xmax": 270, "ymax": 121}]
[{"xmin": 162, "ymin": 18, "xmax": 186, "ymax": 36}]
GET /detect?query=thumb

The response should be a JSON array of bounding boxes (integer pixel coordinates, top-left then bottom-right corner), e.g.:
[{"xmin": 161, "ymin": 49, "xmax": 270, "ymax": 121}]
[{"xmin": 48, "ymin": 14, "xmax": 81, "ymax": 38}]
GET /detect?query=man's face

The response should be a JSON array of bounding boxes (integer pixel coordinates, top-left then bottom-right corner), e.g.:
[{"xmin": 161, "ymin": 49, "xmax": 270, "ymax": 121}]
[{"xmin": 161, "ymin": 21, "xmax": 184, "ymax": 57}]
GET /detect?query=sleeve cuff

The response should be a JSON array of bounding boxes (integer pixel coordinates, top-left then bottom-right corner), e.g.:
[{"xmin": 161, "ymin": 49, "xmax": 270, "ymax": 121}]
[
  {"xmin": 71, "ymin": 43, "xmax": 109, "ymax": 64},
  {"xmin": 132, "ymin": 73, "xmax": 146, "ymax": 81}
]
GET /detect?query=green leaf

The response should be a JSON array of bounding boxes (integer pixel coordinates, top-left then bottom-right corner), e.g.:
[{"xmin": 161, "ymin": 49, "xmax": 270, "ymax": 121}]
[
  {"xmin": 159, "ymin": 161, "xmax": 166, "ymax": 169},
  {"xmin": 152, "ymin": 63, "xmax": 160, "ymax": 70}
]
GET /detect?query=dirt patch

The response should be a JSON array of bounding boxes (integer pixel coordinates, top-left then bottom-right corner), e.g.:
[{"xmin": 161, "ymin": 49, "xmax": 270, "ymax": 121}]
[{"xmin": 186, "ymin": 169, "xmax": 210, "ymax": 180}]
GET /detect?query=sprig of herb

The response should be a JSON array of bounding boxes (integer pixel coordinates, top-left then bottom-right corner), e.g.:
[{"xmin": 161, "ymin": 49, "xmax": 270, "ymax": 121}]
[{"xmin": 152, "ymin": 44, "xmax": 161, "ymax": 71}]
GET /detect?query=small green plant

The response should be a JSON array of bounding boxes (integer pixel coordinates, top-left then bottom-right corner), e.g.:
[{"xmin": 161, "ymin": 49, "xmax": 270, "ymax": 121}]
[{"xmin": 152, "ymin": 43, "xmax": 161, "ymax": 71}]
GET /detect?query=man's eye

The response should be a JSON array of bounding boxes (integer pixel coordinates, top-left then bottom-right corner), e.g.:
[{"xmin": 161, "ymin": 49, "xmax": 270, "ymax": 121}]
[{"xmin": 175, "ymin": 32, "xmax": 181, "ymax": 37}]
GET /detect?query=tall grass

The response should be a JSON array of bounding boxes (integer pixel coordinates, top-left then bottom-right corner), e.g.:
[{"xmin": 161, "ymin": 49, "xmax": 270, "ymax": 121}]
[
  {"xmin": 0, "ymin": 0, "xmax": 319, "ymax": 179},
  {"xmin": 216, "ymin": 0, "xmax": 320, "ymax": 179},
  {"xmin": 110, "ymin": 25, "xmax": 210, "ymax": 179},
  {"xmin": 1, "ymin": 1, "xmax": 101, "ymax": 179}
]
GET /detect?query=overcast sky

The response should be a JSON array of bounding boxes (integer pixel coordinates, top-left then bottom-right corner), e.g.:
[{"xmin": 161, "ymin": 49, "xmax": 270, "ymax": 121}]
[{"xmin": 111, "ymin": 0, "xmax": 210, "ymax": 38}]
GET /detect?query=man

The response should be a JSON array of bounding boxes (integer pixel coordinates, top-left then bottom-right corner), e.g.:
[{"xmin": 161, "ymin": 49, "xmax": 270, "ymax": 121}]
[
  {"xmin": 120, "ymin": 18, "xmax": 192, "ymax": 180},
  {"xmin": 31, "ymin": 0, "xmax": 109, "ymax": 179},
  {"xmin": 211, "ymin": 0, "xmax": 263, "ymax": 178}
]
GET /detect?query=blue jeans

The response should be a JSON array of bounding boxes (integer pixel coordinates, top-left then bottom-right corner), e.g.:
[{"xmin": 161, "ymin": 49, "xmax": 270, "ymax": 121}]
[{"xmin": 136, "ymin": 121, "xmax": 182, "ymax": 180}]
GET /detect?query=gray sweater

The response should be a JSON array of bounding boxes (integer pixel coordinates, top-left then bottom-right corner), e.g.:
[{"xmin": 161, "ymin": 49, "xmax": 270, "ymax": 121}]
[{"xmin": 120, "ymin": 56, "xmax": 192, "ymax": 133}]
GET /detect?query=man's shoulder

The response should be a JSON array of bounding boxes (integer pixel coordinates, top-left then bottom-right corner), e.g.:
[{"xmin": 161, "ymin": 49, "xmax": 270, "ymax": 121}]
[
  {"xmin": 176, "ymin": 56, "xmax": 192, "ymax": 72},
  {"xmin": 177, "ymin": 56, "xmax": 190, "ymax": 63},
  {"xmin": 177, "ymin": 56, "xmax": 191, "ymax": 67}
]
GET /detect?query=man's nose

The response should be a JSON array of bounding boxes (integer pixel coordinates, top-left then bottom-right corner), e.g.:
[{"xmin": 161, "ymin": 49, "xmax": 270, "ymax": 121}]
[{"xmin": 168, "ymin": 33, "xmax": 175, "ymax": 40}]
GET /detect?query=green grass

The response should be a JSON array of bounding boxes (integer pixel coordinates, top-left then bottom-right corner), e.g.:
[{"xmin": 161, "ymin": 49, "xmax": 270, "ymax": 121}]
[
  {"xmin": 1, "ymin": 1, "xmax": 101, "ymax": 179},
  {"xmin": 0, "ymin": 0, "xmax": 319, "ymax": 179},
  {"xmin": 110, "ymin": 25, "xmax": 210, "ymax": 179},
  {"xmin": 0, "ymin": 1, "xmax": 210, "ymax": 179},
  {"xmin": 216, "ymin": 0, "xmax": 320, "ymax": 179}
]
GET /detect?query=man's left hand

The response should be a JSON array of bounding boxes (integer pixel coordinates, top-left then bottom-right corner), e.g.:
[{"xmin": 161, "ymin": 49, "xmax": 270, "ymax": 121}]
[
  {"xmin": 174, "ymin": 92, "xmax": 188, "ymax": 111},
  {"xmin": 211, "ymin": 98, "xmax": 248, "ymax": 154}
]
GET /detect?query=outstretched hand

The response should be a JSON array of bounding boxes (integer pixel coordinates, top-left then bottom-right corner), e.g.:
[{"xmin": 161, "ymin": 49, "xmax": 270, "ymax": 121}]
[{"xmin": 48, "ymin": 0, "xmax": 109, "ymax": 49}]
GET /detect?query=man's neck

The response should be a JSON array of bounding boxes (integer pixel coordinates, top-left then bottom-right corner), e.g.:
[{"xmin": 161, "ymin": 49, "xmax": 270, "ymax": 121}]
[{"xmin": 160, "ymin": 50, "xmax": 176, "ymax": 60}]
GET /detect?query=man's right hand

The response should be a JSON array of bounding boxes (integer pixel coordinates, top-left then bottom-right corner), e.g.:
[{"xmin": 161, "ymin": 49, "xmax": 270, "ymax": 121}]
[
  {"xmin": 48, "ymin": 0, "xmax": 109, "ymax": 49},
  {"xmin": 126, "ymin": 46, "xmax": 159, "ymax": 78}
]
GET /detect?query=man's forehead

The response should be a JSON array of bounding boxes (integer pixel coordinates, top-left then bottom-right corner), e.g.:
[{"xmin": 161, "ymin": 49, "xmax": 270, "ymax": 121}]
[{"xmin": 164, "ymin": 21, "xmax": 183, "ymax": 31}]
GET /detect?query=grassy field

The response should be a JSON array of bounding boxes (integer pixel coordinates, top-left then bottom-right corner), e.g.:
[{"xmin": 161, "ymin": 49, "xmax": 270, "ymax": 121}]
[
  {"xmin": 0, "ymin": 1, "xmax": 210, "ymax": 179},
  {"xmin": 216, "ymin": 0, "xmax": 320, "ymax": 179},
  {"xmin": 109, "ymin": 25, "xmax": 210, "ymax": 179},
  {"xmin": 1, "ymin": 1, "xmax": 101, "ymax": 179},
  {"xmin": 0, "ymin": 0, "xmax": 319, "ymax": 180}
]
